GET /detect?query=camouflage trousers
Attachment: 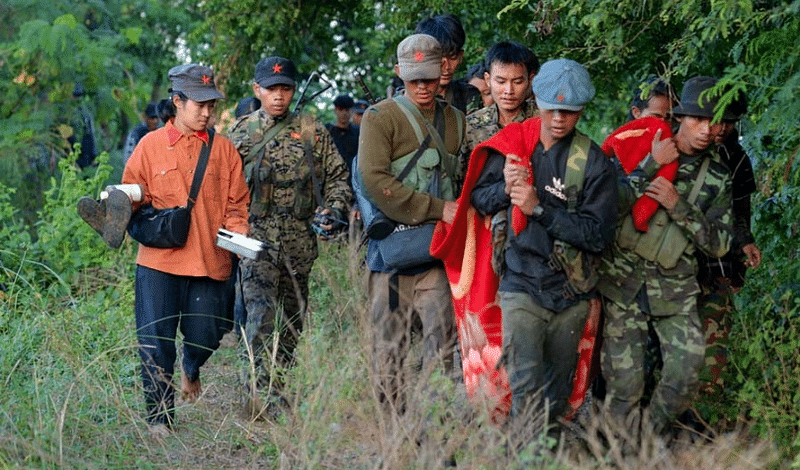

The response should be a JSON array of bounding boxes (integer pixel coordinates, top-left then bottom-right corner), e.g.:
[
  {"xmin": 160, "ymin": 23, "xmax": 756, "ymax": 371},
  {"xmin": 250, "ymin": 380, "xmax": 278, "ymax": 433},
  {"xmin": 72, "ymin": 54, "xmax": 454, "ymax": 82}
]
[
  {"xmin": 601, "ymin": 288, "xmax": 705, "ymax": 434},
  {"xmin": 239, "ymin": 249, "xmax": 314, "ymax": 391},
  {"xmin": 697, "ymin": 277, "xmax": 736, "ymax": 397}
]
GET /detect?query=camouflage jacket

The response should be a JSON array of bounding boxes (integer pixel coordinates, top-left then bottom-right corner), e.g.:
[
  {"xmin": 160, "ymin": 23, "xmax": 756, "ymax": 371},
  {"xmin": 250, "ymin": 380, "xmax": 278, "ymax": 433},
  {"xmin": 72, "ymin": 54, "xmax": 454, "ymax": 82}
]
[
  {"xmin": 459, "ymin": 101, "xmax": 537, "ymax": 183},
  {"xmin": 228, "ymin": 110, "xmax": 351, "ymax": 256},
  {"xmin": 597, "ymin": 148, "xmax": 733, "ymax": 315}
]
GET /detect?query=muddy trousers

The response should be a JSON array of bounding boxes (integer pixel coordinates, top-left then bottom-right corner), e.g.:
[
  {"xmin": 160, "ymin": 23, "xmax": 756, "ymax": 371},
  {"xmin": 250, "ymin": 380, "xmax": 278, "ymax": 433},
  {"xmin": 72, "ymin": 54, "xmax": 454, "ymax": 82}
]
[
  {"xmin": 499, "ymin": 292, "xmax": 588, "ymax": 422},
  {"xmin": 368, "ymin": 267, "xmax": 456, "ymax": 413},
  {"xmin": 134, "ymin": 265, "xmax": 232, "ymax": 426}
]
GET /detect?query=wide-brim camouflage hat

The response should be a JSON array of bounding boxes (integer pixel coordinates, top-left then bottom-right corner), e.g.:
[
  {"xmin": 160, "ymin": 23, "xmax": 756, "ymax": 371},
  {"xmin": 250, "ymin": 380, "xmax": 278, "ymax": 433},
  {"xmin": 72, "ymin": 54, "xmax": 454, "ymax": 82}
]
[
  {"xmin": 168, "ymin": 64, "xmax": 224, "ymax": 102},
  {"xmin": 255, "ymin": 56, "xmax": 297, "ymax": 89},
  {"xmin": 396, "ymin": 34, "xmax": 442, "ymax": 82},
  {"xmin": 673, "ymin": 76, "xmax": 719, "ymax": 118},
  {"xmin": 532, "ymin": 58, "xmax": 595, "ymax": 111}
]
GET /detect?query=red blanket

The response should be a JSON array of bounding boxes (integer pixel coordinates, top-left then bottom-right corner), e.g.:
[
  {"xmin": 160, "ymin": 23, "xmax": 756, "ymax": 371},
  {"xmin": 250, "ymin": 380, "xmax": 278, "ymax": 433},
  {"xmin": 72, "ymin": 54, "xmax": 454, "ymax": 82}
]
[
  {"xmin": 601, "ymin": 116, "xmax": 676, "ymax": 231},
  {"xmin": 431, "ymin": 118, "xmax": 600, "ymax": 423}
]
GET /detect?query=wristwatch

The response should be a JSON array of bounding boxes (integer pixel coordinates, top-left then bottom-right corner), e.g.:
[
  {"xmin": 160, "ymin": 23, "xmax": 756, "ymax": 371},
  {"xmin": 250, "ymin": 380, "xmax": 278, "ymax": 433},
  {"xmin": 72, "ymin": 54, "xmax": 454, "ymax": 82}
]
[{"xmin": 531, "ymin": 204, "xmax": 544, "ymax": 218}]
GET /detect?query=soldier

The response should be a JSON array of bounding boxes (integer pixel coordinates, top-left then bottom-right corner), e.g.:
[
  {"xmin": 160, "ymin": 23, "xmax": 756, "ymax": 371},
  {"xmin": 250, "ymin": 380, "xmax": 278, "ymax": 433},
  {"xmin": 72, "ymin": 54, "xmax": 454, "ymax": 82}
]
[
  {"xmin": 597, "ymin": 76, "xmax": 734, "ymax": 436},
  {"xmin": 123, "ymin": 102, "xmax": 159, "ymax": 165},
  {"xmin": 628, "ymin": 76, "xmax": 677, "ymax": 122},
  {"xmin": 460, "ymin": 41, "xmax": 539, "ymax": 178},
  {"xmin": 357, "ymin": 33, "xmax": 465, "ymax": 412},
  {"xmin": 228, "ymin": 56, "xmax": 351, "ymax": 416},
  {"xmin": 351, "ymin": 99, "xmax": 369, "ymax": 126},
  {"xmin": 466, "ymin": 62, "xmax": 492, "ymax": 110},
  {"xmin": 326, "ymin": 94, "xmax": 360, "ymax": 177},
  {"xmin": 695, "ymin": 90, "xmax": 761, "ymax": 401},
  {"xmin": 469, "ymin": 58, "xmax": 616, "ymax": 426},
  {"xmin": 414, "ymin": 14, "xmax": 478, "ymax": 114}
]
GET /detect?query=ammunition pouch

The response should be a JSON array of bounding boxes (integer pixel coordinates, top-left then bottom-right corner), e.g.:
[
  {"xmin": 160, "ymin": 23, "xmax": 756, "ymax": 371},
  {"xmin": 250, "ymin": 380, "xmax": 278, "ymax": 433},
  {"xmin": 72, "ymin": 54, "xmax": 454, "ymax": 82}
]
[
  {"xmin": 617, "ymin": 209, "xmax": 690, "ymax": 269},
  {"xmin": 390, "ymin": 147, "xmax": 456, "ymax": 200},
  {"xmin": 549, "ymin": 239, "xmax": 600, "ymax": 297}
]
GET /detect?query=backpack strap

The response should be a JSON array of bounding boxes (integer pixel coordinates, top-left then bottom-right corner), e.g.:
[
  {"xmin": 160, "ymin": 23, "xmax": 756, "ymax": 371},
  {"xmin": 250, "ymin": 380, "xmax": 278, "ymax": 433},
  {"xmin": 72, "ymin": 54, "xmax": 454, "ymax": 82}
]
[
  {"xmin": 687, "ymin": 156, "xmax": 711, "ymax": 205},
  {"xmin": 563, "ymin": 131, "xmax": 592, "ymax": 213},
  {"xmin": 300, "ymin": 113, "xmax": 325, "ymax": 209},
  {"xmin": 392, "ymin": 95, "xmax": 445, "ymax": 183},
  {"xmin": 394, "ymin": 95, "xmax": 449, "ymax": 163},
  {"xmin": 186, "ymin": 129, "xmax": 215, "ymax": 211},
  {"xmin": 245, "ymin": 114, "xmax": 292, "ymax": 202}
]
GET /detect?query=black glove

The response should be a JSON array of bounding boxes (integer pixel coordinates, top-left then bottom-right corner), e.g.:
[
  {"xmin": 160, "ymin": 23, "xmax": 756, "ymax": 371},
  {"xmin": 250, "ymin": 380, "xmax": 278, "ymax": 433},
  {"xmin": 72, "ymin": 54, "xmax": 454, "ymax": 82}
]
[{"xmin": 312, "ymin": 208, "xmax": 348, "ymax": 240}]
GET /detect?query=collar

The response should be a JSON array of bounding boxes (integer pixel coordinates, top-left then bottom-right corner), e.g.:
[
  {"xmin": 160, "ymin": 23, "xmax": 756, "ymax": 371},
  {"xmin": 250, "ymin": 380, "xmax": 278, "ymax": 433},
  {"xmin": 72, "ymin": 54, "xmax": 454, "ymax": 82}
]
[{"xmin": 166, "ymin": 121, "xmax": 210, "ymax": 146}]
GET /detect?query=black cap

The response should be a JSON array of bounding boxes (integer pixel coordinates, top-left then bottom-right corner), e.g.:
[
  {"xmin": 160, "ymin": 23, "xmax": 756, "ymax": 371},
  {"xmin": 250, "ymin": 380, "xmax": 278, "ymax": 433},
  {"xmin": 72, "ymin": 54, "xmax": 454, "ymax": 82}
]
[
  {"xmin": 168, "ymin": 64, "xmax": 224, "ymax": 102},
  {"xmin": 673, "ymin": 76, "xmax": 720, "ymax": 118},
  {"xmin": 235, "ymin": 96, "xmax": 261, "ymax": 119},
  {"xmin": 352, "ymin": 99, "xmax": 369, "ymax": 114},
  {"xmin": 333, "ymin": 94, "xmax": 354, "ymax": 109},
  {"xmin": 144, "ymin": 102, "xmax": 158, "ymax": 118},
  {"xmin": 723, "ymin": 89, "xmax": 748, "ymax": 121},
  {"xmin": 254, "ymin": 56, "xmax": 297, "ymax": 89}
]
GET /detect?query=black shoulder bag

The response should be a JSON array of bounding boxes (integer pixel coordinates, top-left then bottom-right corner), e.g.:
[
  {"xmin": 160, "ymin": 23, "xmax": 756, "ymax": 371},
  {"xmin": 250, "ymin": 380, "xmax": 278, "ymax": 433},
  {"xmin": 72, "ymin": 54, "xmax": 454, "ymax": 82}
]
[{"xmin": 127, "ymin": 130, "xmax": 215, "ymax": 248}]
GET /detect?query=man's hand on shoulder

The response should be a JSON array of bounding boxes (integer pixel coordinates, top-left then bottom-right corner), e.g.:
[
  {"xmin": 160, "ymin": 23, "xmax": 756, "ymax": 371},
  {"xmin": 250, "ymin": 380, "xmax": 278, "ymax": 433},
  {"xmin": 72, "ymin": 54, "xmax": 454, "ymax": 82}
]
[{"xmin": 651, "ymin": 129, "xmax": 679, "ymax": 166}]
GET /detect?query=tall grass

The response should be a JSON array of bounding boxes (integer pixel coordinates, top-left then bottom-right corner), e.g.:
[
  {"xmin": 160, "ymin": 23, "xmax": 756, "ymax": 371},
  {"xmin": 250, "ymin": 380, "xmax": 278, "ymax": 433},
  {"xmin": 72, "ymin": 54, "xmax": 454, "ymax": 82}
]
[{"xmin": 0, "ymin": 154, "xmax": 791, "ymax": 469}]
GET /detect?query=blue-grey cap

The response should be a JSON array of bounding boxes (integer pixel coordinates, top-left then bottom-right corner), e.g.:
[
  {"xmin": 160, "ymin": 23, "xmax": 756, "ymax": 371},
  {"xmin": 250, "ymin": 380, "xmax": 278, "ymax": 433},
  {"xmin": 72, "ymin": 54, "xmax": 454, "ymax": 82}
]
[
  {"xmin": 532, "ymin": 58, "xmax": 595, "ymax": 111},
  {"xmin": 168, "ymin": 64, "xmax": 224, "ymax": 102}
]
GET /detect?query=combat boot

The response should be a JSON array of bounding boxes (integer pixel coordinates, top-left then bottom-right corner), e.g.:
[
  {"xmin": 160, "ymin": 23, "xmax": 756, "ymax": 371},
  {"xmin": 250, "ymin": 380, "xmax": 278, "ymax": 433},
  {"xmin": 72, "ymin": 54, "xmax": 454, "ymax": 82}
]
[
  {"xmin": 103, "ymin": 188, "xmax": 132, "ymax": 249},
  {"xmin": 77, "ymin": 197, "xmax": 106, "ymax": 236}
]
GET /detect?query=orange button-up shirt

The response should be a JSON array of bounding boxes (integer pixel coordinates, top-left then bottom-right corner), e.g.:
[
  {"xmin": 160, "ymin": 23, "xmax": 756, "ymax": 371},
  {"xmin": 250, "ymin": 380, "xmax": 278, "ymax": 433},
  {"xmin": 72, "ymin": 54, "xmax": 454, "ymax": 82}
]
[{"xmin": 123, "ymin": 122, "xmax": 250, "ymax": 281}]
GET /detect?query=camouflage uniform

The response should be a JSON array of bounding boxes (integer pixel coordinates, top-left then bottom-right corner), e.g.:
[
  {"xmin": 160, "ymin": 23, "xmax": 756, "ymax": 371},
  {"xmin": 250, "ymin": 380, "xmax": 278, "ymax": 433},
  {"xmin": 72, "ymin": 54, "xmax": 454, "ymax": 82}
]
[
  {"xmin": 459, "ymin": 100, "xmax": 537, "ymax": 182},
  {"xmin": 597, "ymin": 148, "xmax": 733, "ymax": 434},
  {"xmin": 228, "ymin": 109, "xmax": 351, "ymax": 388},
  {"xmin": 695, "ymin": 129, "xmax": 758, "ymax": 397}
]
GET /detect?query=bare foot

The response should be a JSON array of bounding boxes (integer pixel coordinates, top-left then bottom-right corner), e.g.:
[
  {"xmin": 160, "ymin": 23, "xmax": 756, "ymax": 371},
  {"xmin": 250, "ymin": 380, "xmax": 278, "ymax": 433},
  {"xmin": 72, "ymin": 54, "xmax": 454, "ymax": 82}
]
[{"xmin": 181, "ymin": 375, "xmax": 202, "ymax": 403}]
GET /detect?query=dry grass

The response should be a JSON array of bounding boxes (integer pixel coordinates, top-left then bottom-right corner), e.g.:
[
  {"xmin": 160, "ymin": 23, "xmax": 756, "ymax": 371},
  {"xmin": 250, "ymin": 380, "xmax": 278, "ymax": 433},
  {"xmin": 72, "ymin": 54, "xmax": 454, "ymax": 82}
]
[{"xmin": 0, "ymin": 240, "xmax": 785, "ymax": 469}]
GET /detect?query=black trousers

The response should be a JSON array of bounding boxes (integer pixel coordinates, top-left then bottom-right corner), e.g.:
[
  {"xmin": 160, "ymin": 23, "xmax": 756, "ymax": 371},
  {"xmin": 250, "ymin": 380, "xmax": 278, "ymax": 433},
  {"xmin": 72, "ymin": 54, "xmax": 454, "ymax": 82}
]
[{"xmin": 134, "ymin": 265, "xmax": 232, "ymax": 425}]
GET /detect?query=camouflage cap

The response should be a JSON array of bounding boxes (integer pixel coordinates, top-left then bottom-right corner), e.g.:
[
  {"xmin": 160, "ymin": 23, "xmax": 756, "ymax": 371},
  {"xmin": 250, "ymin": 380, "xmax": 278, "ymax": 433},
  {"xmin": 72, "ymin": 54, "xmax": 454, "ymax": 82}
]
[
  {"xmin": 532, "ymin": 58, "xmax": 595, "ymax": 111},
  {"xmin": 673, "ymin": 76, "xmax": 719, "ymax": 118},
  {"xmin": 168, "ymin": 64, "xmax": 224, "ymax": 102},
  {"xmin": 255, "ymin": 56, "xmax": 297, "ymax": 89},
  {"xmin": 396, "ymin": 34, "xmax": 442, "ymax": 81}
]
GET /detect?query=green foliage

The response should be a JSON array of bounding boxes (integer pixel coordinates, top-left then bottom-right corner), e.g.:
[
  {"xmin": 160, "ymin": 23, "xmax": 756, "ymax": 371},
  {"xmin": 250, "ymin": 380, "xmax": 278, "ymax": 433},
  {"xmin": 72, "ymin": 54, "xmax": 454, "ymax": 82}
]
[
  {"xmin": 1, "ymin": 0, "xmax": 799, "ymax": 466},
  {"xmin": 729, "ymin": 187, "xmax": 800, "ymax": 458},
  {"xmin": 0, "ymin": 142, "xmax": 139, "ymax": 468},
  {"xmin": 0, "ymin": 1, "xmax": 198, "ymax": 219}
]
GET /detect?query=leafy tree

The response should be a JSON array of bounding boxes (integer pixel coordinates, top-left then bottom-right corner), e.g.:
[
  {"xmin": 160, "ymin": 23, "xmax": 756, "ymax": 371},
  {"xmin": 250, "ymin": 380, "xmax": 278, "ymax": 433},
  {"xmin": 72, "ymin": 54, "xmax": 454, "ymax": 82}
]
[{"xmin": 0, "ymin": 0, "xmax": 197, "ymax": 223}]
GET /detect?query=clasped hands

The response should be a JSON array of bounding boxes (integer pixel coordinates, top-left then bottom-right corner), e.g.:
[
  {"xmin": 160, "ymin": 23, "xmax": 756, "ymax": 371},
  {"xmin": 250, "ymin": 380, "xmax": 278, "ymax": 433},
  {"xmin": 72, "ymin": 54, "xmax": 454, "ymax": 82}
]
[{"xmin": 504, "ymin": 154, "xmax": 539, "ymax": 216}]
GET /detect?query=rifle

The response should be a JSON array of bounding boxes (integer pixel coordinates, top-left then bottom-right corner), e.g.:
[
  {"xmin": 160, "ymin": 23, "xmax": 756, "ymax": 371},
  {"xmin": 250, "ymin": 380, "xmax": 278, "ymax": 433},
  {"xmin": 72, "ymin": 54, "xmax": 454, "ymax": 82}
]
[
  {"xmin": 292, "ymin": 71, "xmax": 333, "ymax": 113},
  {"xmin": 355, "ymin": 73, "xmax": 380, "ymax": 105}
]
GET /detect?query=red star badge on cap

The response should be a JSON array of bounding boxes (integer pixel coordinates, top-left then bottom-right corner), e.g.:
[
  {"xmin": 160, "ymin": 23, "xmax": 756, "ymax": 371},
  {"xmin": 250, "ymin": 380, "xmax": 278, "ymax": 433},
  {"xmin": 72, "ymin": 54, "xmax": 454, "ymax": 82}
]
[
  {"xmin": 557, "ymin": 95, "xmax": 564, "ymax": 101},
  {"xmin": 201, "ymin": 74, "xmax": 211, "ymax": 84},
  {"xmin": 414, "ymin": 51, "xmax": 425, "ymax": 62},
  {"xmin": 273, "ymin": 63, "xmax": 283, "ymax": 74}
]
